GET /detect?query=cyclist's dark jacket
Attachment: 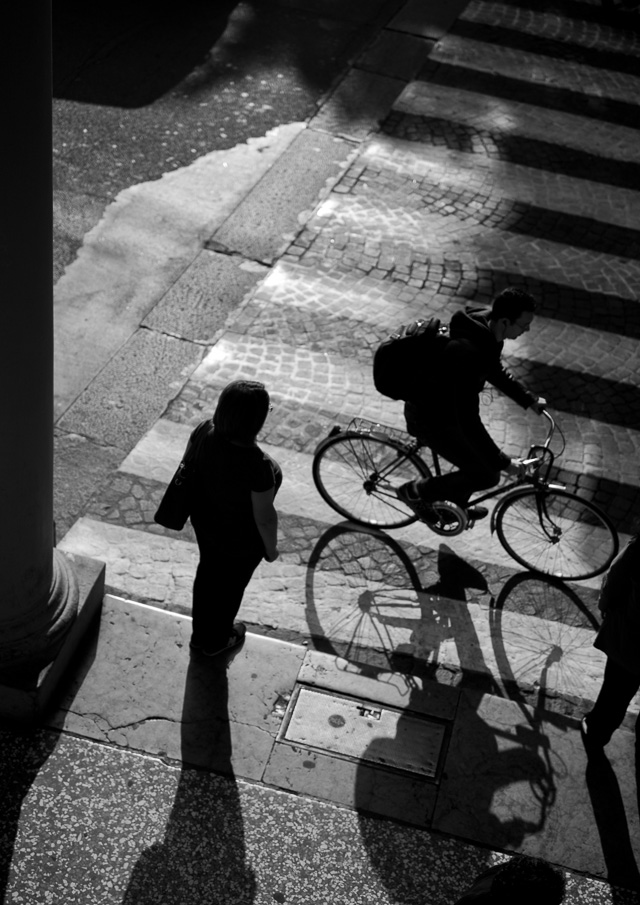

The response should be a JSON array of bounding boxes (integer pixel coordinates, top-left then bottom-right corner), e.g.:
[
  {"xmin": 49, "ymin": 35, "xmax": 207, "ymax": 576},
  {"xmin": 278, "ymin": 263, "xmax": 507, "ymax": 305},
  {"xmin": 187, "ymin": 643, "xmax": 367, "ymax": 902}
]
[{"xmin": 405, "ymin": 305, "xmax": 537, "ymax": 472}]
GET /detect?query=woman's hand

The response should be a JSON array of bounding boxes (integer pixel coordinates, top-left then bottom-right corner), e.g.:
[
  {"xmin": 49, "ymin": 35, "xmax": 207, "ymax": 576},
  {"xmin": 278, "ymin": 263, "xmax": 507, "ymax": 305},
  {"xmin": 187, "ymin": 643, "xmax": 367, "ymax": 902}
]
[{"xmin": 264, "ymin": 547, "xmax": 280, "ymax": 563}]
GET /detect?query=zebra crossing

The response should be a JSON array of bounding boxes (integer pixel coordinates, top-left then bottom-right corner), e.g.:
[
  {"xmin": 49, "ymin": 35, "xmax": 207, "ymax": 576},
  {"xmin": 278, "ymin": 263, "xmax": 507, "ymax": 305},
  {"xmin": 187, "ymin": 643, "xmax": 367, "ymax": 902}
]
[{"xmin": 61, "ymin": 0, "xmax": 640, "ymax": 717}]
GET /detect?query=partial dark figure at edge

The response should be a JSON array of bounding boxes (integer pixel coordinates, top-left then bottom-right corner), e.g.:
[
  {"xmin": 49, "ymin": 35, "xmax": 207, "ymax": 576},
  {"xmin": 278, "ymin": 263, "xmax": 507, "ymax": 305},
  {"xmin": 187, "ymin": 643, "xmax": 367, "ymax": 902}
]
[
  {"xmin": 453, "ymin": 855, "xmax": 566, "ymax": 903},
  {"xmin": 581, "ymin": 527, "xmax": 640, "ymax": 750}
]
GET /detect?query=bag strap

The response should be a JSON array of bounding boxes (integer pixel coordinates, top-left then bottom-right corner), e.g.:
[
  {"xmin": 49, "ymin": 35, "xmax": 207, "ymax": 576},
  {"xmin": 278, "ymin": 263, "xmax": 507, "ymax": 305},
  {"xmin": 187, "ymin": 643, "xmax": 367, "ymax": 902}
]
[{"xmin": 183, "ymin": 419, "xmax": 211, "ymax": 464}]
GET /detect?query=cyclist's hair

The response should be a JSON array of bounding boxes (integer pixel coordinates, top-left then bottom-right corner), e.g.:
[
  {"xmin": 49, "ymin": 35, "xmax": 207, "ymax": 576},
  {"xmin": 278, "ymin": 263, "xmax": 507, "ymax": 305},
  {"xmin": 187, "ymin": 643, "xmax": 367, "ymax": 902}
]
[
  {"xmin": 492, "ymin": 857, "xmax": 565, "ymax": 904},
  {"xmin": 490, "ymin": 287, "xmax": 537, "ymax": 323},
  {"xmin": 213, "ymin": 380, "xmax": 270, "ymax": 444}
]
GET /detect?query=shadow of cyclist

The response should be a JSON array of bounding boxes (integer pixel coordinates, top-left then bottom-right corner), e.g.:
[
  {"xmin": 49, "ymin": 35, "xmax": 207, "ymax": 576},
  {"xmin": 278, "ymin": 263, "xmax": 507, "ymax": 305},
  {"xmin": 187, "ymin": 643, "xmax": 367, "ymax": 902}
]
[{"xmin": 305, "ymin": 525, "xmax": 559, "ymax": 901}]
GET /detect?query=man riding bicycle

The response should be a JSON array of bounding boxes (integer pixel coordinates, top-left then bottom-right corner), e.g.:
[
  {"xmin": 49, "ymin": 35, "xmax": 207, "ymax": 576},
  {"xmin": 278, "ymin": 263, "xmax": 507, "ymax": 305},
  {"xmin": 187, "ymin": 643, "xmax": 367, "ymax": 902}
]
[{"xmin": 397, "ymin": 287, "xmax": 547, "ymax": 524}]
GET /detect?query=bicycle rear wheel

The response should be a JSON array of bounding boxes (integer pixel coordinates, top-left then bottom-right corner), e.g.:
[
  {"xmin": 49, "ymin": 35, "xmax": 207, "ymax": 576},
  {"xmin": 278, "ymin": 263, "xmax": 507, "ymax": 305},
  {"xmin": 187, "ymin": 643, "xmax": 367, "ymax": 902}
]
[
  {"xmin": 312, "ymin": 430, "xmax": 430, "ymax": 528},
  {"xmin": 495, "ymin": 488, "xmax": 618, "ymax": 580}
]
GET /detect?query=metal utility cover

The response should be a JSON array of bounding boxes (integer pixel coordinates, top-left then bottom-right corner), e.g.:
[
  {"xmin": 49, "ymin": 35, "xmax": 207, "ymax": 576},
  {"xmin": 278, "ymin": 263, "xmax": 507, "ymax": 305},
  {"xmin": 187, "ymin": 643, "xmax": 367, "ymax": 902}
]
[{"xmin": 283, "ymin": 687, "xmax": 445, "ymax": 778}]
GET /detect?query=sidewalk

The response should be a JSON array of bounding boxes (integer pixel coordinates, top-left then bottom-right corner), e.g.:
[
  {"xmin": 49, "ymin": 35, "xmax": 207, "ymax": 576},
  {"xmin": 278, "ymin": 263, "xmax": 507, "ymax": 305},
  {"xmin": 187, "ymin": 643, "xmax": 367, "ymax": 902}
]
[{"xmin": 3, "ymin": 595, "xmax": 638, "ymax": 904}]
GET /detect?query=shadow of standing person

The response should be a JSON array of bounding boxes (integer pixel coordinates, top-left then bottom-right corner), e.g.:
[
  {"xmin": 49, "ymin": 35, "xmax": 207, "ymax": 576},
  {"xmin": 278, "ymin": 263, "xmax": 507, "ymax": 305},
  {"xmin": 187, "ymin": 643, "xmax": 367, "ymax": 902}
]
[
  {"xmin": 0, "ymin": 727, "xmax": 59, "ymax": 902},
  {"xmin": 122, "ymin": 653, "xmax": 256, "ymax": 904},
  {"xmin": 585, "ymin": 742, "xmax": 640, "ymax": 895}
]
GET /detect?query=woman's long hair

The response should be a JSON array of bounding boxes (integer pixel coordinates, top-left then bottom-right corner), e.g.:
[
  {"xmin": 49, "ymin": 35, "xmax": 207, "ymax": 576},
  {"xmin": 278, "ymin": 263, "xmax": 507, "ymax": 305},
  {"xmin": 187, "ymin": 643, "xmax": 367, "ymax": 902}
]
[{"xmin": 212, "ymin": 380, "xmax": 270, "ymax": 444}]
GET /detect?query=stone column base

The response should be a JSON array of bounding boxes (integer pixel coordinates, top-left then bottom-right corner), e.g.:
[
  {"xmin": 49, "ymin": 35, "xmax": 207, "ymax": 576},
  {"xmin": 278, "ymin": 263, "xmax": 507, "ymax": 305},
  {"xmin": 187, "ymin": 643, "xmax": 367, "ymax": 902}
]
[{"xmin": 0, "ymin": 553, "xmax": 105, "ymax": 725}]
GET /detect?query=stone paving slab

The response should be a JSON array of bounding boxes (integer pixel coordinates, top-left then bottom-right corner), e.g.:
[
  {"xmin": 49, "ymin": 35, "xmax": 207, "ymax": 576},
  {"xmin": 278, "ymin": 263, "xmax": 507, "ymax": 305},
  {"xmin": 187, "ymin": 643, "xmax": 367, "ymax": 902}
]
[
  {"xmin": 142, "ymin": 249, "xmax": 268, "ymax": 344},
  {"xmin": 310, "ymin": 70, "xmax": 406, "ymax": 142},
  {"xmin": 386, "ymin": 0, "xmax": 471, "ymax": 39},
  {"xmin": 50, "ymin": 596, "xmax": 304, "ymax": 780},
  {"xmin": 211, "ymin": 129, "xmax": 359, "ymax": 265},
  {"xmin": 57, "ymin": 327, "xmax": 205, "ymax": 451}
]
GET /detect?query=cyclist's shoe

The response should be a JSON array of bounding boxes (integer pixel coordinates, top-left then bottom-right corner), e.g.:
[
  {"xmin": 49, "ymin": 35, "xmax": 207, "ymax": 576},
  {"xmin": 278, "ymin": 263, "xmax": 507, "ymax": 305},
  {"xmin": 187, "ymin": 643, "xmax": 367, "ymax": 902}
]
[
  {"xmin": 465, "ymin": 505, "xmax": 488, "ymax": 521},
  {"xmin": 396, "ymin": 484, "xmax": 440, "ymax": 525}
]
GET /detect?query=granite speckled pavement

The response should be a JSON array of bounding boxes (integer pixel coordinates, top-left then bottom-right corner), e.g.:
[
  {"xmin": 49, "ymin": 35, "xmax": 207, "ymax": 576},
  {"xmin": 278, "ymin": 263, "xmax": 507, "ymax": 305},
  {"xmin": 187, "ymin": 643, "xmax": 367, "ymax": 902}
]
[{"xmin": 4, "ymin": 0, "xmax": 640, "ymax": 902}]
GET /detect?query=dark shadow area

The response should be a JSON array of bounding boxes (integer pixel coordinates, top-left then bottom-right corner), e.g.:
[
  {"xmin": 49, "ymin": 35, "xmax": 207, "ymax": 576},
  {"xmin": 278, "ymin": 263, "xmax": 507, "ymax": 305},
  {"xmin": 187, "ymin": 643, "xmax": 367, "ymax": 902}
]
[
  {"xmin": 490, "ymin": 572, "xmax": 599, "ymax": 708},
  {"xmin": 122, "ymin": 654, "xmax": 256, "ymax": 904},
  {"xmin": 585, "ymin": 743, "xmax": 640, "ymax": 895},
  {"xmin": 382, "ymin": 112, "xmax": 640, "ymax": 193},
  {"xmin": 471, "ymin": 270, "xmax": 640, "ymax": 340},
  {"xmin": 451, "ymin": 18, "xmax": 640, "ymax": 75},
  {"xmin": 506, "ymin": 362, "xmax": 640, "ymax": 432},
  {"xmin": 53, "ymin": 0, "xmax": 239, "ymax": 107},
  {"xmin": 0, "ymin": 727, "xmax": 59, "ymax": 901},
  {"xmin": 53, "ymin": 0, "xmax": 369, "ymax": 108},
  {"xmin": 505, "ymin": 0, "xmax": 636, "ymax": 25},
  {"xmin": 305, "ymin": 525, "xmax": 563, "ymax": 898},
  {"xmin": 395, "ymin": 169, "xmax": 640, "ymax": 262},
  {"xmin": 305, "ymin": 521, "xmax": 433, "ymax": 673},
  {"xmin": 420, "ymin": 61, "xmax": 640, "ymax": 128}
]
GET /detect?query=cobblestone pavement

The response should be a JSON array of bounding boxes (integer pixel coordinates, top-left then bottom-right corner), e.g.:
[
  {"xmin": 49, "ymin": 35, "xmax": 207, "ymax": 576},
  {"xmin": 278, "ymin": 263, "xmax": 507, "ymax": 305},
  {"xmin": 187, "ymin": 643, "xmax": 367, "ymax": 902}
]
[
  {"xmin": 51, "ymin": 1, "xmax": 640, "ymax": 897},
  {"xmin": 65, "ymin": 0, "xmax": 640, "ymax": 678}
]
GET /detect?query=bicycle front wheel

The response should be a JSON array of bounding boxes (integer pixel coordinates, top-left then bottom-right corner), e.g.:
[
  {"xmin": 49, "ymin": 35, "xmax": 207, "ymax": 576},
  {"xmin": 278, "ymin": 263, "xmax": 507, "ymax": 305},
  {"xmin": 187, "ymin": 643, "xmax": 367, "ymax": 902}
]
[
  {"xmin": 495, "ymin": 488, "xmax": 618, "ymax": 580},
  {"xmin": 312, "ymin": 431, "xmax": 430, "ymax": 528}
]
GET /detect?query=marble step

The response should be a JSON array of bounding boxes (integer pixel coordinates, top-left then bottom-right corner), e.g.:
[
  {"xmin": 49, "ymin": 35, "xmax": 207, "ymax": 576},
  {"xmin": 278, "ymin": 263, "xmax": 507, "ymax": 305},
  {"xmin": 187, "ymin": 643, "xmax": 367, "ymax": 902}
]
[{"xmin": 59, "ymin": 513, "xmax": 625, "ymax": 711}]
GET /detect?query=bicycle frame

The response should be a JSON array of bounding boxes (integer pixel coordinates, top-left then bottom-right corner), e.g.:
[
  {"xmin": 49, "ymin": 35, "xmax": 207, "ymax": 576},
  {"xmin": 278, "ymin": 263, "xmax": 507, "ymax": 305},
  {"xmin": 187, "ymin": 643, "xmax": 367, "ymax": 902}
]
[{"xmin": 412, "ymin": 410, "xmax": 570, "ymax": 535}]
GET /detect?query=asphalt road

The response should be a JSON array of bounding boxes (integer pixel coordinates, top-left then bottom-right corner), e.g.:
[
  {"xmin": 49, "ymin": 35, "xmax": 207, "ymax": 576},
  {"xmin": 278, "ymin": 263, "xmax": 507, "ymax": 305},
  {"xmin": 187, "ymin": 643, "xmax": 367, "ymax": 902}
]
[{"xmin": 52, "ymin": 0, "xmax": 388, "ymax": 281}]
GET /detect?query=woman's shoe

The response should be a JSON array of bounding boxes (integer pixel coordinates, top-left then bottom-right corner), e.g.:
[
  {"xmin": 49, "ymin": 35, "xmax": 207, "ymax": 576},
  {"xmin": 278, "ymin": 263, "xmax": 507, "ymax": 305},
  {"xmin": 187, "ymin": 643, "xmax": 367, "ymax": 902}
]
[{"xmin": 195, "ymin": 622, "xmax": 247, "ymax": 657}]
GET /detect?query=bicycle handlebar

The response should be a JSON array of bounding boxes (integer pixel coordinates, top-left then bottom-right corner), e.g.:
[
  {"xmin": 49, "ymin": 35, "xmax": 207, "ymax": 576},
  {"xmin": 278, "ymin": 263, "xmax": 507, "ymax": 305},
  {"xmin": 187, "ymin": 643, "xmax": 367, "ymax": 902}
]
[{"xmin": 540, "ymin": 409, "xmax": 556, "ymax": 448}]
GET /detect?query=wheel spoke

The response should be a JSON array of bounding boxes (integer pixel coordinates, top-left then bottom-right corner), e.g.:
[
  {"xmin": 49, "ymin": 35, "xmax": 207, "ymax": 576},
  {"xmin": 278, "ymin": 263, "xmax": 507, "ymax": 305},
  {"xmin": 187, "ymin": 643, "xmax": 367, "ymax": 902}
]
[
  {"xmin": 313, "ymin": 432, "xmax": 428, "ymax": 528},
  {"xmin": 496, "ymin": 490, "xmax": 618, "ymax": 580}
]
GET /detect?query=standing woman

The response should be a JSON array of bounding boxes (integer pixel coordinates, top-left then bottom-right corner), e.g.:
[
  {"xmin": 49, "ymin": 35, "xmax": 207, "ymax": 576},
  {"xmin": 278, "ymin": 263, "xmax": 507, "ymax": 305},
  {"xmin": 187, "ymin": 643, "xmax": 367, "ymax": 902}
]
[
  {"xmin": 581, "ymin": 529, "xmax": 640, "ymax": 748},
  {"xmin": 189, "ymin": 380, "xmax": 281, "ymax": 657}
]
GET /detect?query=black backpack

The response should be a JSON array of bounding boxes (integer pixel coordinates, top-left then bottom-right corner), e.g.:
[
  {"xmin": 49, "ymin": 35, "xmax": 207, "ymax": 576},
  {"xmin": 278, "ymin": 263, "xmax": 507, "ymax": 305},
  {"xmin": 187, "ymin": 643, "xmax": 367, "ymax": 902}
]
[{"xmin": 373, "ymin": 317, "xmax": 450, "ymax": 402}]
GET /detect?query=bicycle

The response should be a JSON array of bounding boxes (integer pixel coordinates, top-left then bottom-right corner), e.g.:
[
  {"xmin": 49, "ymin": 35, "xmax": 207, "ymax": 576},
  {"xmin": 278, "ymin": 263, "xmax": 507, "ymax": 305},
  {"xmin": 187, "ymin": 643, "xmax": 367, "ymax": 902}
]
[{"xmin": 312, "ymin": 411, "xmax": 619, "ymax": 581}]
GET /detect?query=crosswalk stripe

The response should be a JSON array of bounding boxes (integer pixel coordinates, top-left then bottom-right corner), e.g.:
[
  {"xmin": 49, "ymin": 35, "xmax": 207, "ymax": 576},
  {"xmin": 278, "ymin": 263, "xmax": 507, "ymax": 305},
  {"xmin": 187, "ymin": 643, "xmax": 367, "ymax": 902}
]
[
  {"xmin": 358, "ymin": 136, "xmax": 640, "ymax": 231},
  {"xmin": 308, "ymin": 193, "xmax": 640, "ymax": 299},
  {"xmin": 394, "ymin": 81, "xmax": 640, "ymax": 164},
  {"xmin": 460, "ymin": 0, "xmax": 640, "ymax": 57},
  {"xmin": 166, "ymin": 333, "xmax": 640, "ymax": 485},
  {"xmin": 59, "ymin": 515, "xmax": 631, "ymax": 710},
  {"xmin": 430, "ymin": 34, "xmax": 640, "ymax": 106},
  {"xmin": 253, "ymin": 261, "xmax": 640, "ymax": 387},
  {"xmin": 118, "ymin": 416, "xmax": 628, "ymax": 584}
]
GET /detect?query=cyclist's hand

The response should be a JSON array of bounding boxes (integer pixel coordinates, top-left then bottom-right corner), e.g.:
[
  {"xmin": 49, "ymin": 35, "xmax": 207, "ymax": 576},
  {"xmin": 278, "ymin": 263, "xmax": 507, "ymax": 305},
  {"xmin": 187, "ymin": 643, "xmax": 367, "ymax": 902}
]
[
  {"xmin": 506, "ymin": 458, "xmax": 527, "ymax": 478},
  {"xmin": 530, "ymin": 396, "xmax": 547, "ymax": 416}
]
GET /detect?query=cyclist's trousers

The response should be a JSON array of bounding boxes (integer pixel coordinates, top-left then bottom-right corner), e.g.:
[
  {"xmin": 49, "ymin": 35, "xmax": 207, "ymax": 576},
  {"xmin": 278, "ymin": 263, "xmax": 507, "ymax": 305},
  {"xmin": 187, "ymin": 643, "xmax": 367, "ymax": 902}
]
[{"xmin": 404, "ymin": 407, "xmax": 501, "ymax": 506}]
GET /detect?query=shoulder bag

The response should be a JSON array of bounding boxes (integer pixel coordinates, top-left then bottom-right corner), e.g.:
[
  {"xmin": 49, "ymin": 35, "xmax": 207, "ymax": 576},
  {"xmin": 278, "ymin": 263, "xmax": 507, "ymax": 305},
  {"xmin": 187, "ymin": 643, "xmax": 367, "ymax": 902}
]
[{"xmin": 154, "ymin": 420, "xmax": 211, "ymax": 530}]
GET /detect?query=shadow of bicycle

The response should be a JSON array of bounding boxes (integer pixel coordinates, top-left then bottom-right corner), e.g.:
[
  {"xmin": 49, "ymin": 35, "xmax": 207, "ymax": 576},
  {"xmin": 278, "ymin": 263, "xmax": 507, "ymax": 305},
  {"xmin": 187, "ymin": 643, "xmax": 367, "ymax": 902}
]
[{"xmin": 304, "ymin": 523, "xmax": 571, "ymax": 900}]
